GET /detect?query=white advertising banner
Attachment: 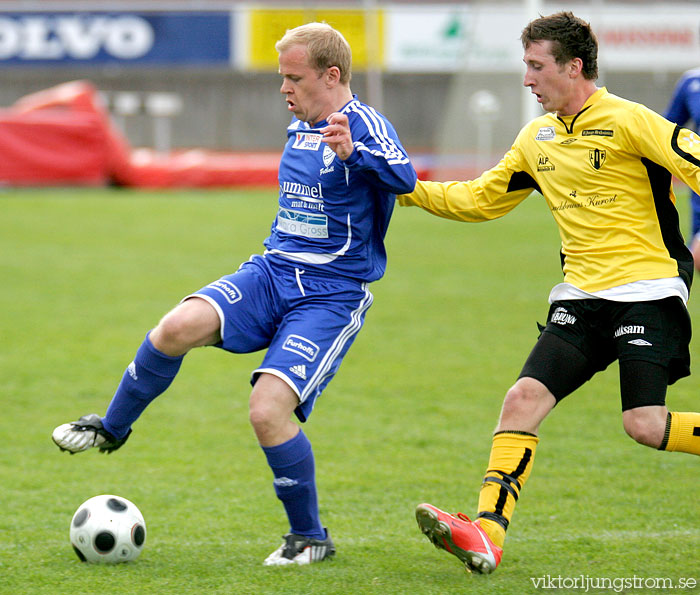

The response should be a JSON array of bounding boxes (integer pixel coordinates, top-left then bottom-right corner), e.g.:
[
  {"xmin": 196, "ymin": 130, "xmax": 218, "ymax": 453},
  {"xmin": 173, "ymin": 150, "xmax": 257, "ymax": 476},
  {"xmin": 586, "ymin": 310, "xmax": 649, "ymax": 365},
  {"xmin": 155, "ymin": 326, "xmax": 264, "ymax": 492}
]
[
  {"xmin": 384, "ymin": 3, "xmax": 700, "ymax": 73},
  {"xmin": 594, "ymin": 5, "xmax": 700, "ymax": 71},
  {"xmin": 385, "ymin": 5, "xmax": 523, "ymax": 72}
]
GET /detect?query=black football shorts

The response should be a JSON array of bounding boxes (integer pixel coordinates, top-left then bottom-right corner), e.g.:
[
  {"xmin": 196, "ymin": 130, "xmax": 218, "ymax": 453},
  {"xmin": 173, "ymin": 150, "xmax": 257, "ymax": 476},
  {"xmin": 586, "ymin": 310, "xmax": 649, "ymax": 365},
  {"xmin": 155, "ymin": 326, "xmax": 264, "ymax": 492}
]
[{"xmin": 519, "ymin": 297, "xmax": 691, "ymax": 408}]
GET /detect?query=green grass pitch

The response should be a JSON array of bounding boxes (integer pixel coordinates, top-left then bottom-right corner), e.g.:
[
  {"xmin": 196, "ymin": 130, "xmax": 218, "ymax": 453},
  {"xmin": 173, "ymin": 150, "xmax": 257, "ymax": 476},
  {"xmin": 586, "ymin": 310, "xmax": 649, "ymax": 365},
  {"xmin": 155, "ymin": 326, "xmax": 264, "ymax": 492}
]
[{"xmin": 1, "ymin": 187, "xmax": 698, "ymax": 594}]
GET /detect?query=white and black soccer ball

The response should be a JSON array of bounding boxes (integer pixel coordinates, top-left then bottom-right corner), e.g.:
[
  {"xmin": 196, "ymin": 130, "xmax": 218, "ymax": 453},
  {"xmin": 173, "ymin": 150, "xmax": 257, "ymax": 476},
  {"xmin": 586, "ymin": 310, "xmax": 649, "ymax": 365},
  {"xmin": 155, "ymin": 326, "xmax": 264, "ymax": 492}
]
[{"xmin": 69, "ymin": 494, "xmax": 146, "ymax": 563}]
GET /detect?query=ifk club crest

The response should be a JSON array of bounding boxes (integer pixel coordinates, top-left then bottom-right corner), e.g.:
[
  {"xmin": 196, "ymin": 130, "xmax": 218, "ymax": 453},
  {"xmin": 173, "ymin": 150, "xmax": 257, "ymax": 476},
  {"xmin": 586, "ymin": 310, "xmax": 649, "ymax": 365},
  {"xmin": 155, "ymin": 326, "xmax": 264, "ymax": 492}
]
[{"xmin": 589, "ymin": 148, "xmax": 606, "ymax": 170}]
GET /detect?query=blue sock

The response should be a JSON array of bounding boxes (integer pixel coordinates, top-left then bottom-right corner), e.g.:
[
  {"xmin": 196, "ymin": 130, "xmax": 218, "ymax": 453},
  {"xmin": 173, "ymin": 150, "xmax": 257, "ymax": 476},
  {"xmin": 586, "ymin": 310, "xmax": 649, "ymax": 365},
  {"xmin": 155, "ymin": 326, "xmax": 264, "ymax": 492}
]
[
  {"xmin": 102, "ymin": 333, "xmax": 184, "ymax": 439},
  {"xmin": 262, "ymin": 430, "xmax": 325, "ymax": 539}
]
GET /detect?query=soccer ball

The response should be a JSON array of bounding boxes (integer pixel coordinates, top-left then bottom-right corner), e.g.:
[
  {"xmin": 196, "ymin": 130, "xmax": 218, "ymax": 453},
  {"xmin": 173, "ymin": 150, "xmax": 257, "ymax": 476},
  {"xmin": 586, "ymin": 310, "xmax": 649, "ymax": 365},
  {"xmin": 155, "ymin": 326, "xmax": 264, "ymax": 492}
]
[{"xmin": 69, "ymin": 494, "xmax": 146, "ymax": 563}]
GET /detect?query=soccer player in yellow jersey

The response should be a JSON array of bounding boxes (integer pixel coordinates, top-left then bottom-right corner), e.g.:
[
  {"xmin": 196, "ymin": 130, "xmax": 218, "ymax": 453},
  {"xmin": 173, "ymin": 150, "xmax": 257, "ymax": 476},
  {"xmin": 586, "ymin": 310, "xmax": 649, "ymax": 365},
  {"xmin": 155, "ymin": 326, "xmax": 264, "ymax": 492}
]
[{"xmin": 399, "ymin": 11, "xmax": 700, "ymax": 575}]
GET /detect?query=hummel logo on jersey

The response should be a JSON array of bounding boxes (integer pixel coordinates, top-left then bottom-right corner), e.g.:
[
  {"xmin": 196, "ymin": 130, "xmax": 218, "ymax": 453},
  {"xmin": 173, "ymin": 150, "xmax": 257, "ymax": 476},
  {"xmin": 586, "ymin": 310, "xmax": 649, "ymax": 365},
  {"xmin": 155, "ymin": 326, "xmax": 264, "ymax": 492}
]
[
  {"xmin": 127, "ymin": 361, "xmax": 138, "ymax": 381},
  {"xmin": 290, "ymin": 364, "xmax": 307, "ymax": 380},
  {"xmin": 628, "ymin": 339, "xmax": 652, "ymax": 346}
]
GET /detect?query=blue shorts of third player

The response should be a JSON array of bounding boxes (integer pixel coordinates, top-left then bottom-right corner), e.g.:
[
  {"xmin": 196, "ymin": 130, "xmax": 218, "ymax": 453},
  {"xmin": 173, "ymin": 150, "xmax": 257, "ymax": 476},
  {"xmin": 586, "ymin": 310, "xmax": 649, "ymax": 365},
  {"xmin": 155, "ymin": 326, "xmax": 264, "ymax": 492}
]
[{"xmin": 186, "ymin": 254, "xmax": 373, "ymax": 422}]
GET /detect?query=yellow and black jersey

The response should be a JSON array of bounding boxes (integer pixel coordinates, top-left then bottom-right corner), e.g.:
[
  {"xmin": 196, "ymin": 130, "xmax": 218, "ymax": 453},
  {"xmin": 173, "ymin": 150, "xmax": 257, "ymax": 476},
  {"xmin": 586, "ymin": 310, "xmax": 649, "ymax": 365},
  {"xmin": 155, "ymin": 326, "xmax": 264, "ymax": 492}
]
[{"xmin": 399, "ymin": 88, "xmax": 700, "ymax": 293}]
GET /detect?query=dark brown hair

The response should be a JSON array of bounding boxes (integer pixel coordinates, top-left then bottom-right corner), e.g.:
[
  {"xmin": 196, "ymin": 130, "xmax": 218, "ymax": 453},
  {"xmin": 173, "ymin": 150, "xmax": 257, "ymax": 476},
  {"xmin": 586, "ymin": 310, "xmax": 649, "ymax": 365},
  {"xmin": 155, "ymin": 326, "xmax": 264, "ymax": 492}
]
[{"xmin": 521, "ymin": 11, "xmax": 598, "ymax": 80}]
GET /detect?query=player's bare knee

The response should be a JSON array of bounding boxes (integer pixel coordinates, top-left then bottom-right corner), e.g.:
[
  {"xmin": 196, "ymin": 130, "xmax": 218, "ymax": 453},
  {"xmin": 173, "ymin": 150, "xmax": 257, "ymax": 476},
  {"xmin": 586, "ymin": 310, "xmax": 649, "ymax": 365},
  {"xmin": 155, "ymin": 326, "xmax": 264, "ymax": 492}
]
[
  {"xmin": 622, "ymin": 412, "xmax": 664, "ymax": 448},
  {"xmin": 248, "ymin": 402, "xmax": 269, "ymax": 434},
  {"xmin": 150, "ymin": 299, "xmax": 219, "ymax": 355},
  {"xmin": 502, "ymin": 381, "xmax": 541, "ymax": 417},
  {"xmin": 498, "ymin": 378, "xmax": 555, "ymax": 433},
  {"xmin": 501, "ymin": 386, "xmax": 522, "ymax": 418},
  {"xmin": 151, "ymin": 312, "xmax": 195, "ymax": 354},
  {"xmin": 249, "ymin": 375, "xmax": 300, "ymax": 444},
  {"xmin": 249, "ymin": 398, "xmax": 283, "ymax": 440}
]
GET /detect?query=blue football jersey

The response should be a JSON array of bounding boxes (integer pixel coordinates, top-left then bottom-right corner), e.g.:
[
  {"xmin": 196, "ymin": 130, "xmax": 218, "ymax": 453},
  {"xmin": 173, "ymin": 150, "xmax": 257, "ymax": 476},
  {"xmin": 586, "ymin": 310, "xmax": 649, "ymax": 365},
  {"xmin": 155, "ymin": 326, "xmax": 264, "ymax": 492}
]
[
  {"xmin": 665, "ymin": 68, "xmax": 700, "ymax": 233},
  {"xmin": 264, "ymin": 96, "xmax": 416, "ymax": 282},
  {"xmin": 665, "ymin": 68, "xmax": 700, "ymax": 130}
]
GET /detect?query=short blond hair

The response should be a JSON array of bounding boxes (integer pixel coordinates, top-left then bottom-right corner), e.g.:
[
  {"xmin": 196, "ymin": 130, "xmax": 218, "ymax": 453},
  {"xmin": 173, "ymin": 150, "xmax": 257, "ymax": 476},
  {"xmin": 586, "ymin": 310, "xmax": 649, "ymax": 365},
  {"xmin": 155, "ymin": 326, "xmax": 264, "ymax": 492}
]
[{"xmin": 276, "ymin": 22, "xmax": 352, "ymax": 84}]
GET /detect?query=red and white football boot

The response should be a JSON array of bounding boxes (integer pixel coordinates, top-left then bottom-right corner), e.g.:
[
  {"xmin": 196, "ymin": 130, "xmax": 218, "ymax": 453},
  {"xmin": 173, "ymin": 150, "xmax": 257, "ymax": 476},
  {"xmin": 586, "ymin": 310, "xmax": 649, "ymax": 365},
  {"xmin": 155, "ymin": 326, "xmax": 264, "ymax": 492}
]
[{"xmin": 415, "ymin": 503, "xmax": 503, "ymax": 574}]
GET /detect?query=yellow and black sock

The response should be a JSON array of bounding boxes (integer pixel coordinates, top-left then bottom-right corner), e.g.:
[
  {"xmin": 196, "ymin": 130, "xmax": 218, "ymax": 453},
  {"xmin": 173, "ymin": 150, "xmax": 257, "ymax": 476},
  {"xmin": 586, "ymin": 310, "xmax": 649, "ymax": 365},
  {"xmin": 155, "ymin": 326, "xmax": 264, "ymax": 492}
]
[
  {"xmin": 659, "ymin": 412, "xmax": 700, "ymax": 456},
  {"xmin": 476, "ymin": 431, "xmax": 539, "ymax": 548}
]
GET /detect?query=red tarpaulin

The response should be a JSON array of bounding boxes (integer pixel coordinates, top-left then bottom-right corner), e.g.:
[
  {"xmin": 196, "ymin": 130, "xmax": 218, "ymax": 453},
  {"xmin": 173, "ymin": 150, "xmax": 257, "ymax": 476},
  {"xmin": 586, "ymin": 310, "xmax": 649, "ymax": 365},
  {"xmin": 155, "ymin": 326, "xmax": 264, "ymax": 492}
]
[
  {"xmin": 0, "ymin": 80, "xmax": 281, "ymax": 188},
  {"xmin": 0, "ymin": 80, "xmax": 428, "ymax": 188}
]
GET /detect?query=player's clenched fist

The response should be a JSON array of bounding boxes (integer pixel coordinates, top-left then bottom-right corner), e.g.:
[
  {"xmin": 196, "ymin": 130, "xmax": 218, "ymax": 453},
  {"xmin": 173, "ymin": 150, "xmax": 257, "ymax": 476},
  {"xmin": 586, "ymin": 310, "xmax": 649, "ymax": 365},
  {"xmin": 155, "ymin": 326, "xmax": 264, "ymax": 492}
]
[{"xmin": 322, "ymin": 112, "xmax": 353, "ymax": 161}]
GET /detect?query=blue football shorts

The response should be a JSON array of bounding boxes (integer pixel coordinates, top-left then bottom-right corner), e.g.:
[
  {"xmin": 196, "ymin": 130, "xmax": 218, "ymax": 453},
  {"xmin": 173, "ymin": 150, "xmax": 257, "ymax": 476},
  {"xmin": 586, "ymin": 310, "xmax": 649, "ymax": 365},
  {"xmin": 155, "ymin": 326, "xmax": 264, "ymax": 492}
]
[{"xmin": 185, "ymin": 254, "xmax": 373, "ymax": 422}]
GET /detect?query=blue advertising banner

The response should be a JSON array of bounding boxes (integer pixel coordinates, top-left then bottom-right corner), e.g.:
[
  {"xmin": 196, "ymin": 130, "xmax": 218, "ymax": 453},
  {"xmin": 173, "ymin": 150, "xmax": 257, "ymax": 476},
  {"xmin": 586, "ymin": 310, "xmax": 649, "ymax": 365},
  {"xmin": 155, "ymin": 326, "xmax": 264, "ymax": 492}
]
[{"xmin": 0, "ymin": 12, "xmax": 232, "ymax": 66}]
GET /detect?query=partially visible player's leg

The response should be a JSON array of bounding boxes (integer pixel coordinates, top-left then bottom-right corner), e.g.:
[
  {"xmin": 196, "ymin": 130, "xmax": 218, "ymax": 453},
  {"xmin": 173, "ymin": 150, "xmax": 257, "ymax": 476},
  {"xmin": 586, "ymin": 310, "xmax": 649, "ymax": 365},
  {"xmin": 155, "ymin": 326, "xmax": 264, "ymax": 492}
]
[
  {"xmin": 255, "ymin": 267, "xmax": 372, "ymax": 565},
  {"xmin": 619, "ymin": 360, "xmax": 700, "ymax": 455},
  {"xmin": 476, "ymin": 327, "xmax": 600, "ymax": 548},
  {"xmin": 417, "ymin": 325, "xmax": 598, "ymax": 574},
  {"xmin": 101, "ymin": 297, "xmax": 220, "ymax": 438},
  {"xmin": 415, "ymin": 392, "xmax": 547, "ymax": 574},
  {"xmin": 622, "ymin": 405, "xmax": 668, "ymax": 447},
  {"xmin": 149, "ymin": 296, "xmax": 222, "ymax": 356},
  {"xmin": 619, "ymin": 359, "xmax": 669, "ymax": 447},
  {"xmin": 617, "ymin": 299, "xmax": 700, "ymax": 456},
  {"xmin": 415, "ymin": 406, "xmax": 542, "ymax": 574},
  {"xmin": 251, "ymin": 374, "xmax": 325, "ymax": 541},
  {"xmin": 53, "ymin": 297, "xmax": 221, "ymax": 453},
  {"xmin": 474, "ymin": 377, "xmax": 550, "ymax": 549},
  {"xmin": 249, "ymin": 373, "xmax": 303, "ymax": 447},
  {"xmin": 53, "ymin": 256, "xmax": 278, "ymax": 454},
  {"xmin": 660, "ymin": 411, "xmax": 700, "ymax": 454},
  {"xmin": 251, "ymin": 374, "xmax": 335, "ymax": 566}
]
